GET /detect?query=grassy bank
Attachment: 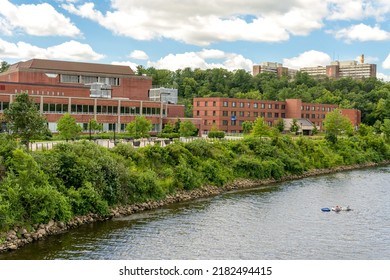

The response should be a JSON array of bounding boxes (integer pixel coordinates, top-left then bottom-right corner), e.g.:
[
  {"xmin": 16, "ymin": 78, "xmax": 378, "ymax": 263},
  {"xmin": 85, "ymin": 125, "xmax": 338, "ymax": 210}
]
[{"xmin": 1, "ymin": 134, "xmax": 390, "ymax": 237}]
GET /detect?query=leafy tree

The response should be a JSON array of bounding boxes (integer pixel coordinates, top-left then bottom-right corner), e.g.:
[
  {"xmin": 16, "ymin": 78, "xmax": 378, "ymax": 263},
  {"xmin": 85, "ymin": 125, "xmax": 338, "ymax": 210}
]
[
  {"xmin": 312, "ymin": 124, "xmax": 318, "ymax": 135},
  {"xmin": 88, "ymin": 119, "xmax": 103, "ymax": 133},
  {"xmin": 323, "ymin": 108, "xmax": 354, "ymax": 138},
  {"xmin": 126, "ymin": 116, "xmax": 152, "ymax": 138},
  {"xmin": 179, "ymin": 120, "xmax": 198, "ymax": 137},
  {"xmin": 275, "ymin": 118, "xmax": 285, "ymax": 132},
  {"xmin": 3, "ymin": 92, "xmax": 48, "ymax": 149},
  {"xmin": 381, "ymin": 119, "xmax": 390, "ymax": 143},
  {"xmin": 0, "ymin": 61, "xmax": 10, "ymax": 73},
  {"xmin": 290, "ymin": 119, "xmax": 300, "ymax": 134},
  {"xmin": 357, "ymin": 123, "xmax": 374, "ymax": 137},
  {"xmin": 57, "ymin": 113, "xmax": 82, "ymax": 141},
  {"xmin": 242, "ymin": 120, "xmax": 253, "ymax": 134},
  {"xmin": 251, "ymin": 117, "xmax": 270, "ymax": 137}
]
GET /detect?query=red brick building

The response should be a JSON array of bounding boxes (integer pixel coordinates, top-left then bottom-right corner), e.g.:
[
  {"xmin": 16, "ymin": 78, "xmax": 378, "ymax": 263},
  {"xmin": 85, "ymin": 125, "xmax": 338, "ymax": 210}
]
[
  {"xmin": 0, "ymin": 59, "xmax": 185, "ymax": 132},
  {"xmin": 193, "ymin": 97, "xmax": 360, "ymax": 134}
]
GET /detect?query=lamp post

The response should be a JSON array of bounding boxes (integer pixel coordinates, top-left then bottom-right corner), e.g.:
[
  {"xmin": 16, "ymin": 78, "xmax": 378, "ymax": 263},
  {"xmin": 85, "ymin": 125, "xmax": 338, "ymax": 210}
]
[
  {"xmin": 89, "ymin": 119, "xmax": 92, "ymax": 141},
  {"xmin": 160, "ymin": 92, "xmax": 169, "ymax": 132}
]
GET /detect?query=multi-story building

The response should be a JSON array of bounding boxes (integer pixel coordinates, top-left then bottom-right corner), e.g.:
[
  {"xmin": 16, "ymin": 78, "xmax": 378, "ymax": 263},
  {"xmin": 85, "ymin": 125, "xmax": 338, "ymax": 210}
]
[
  {"xmin": 254, "ymin": 56, "xmax": 376, "ymax": 80},
  {"xmin": 193, "ymin": 97, "xmax": 360, "ymax": 134},
  {"xmin": 253, "ymin": 62, "xmax": 297, "ymax": 78},
  {"xmin": 0, "ymin": 59, "xmax": 185, "ymax": 133},
  {"xmin": 301, "ymin": 58, "xmax": 376, "ymax": 79}
]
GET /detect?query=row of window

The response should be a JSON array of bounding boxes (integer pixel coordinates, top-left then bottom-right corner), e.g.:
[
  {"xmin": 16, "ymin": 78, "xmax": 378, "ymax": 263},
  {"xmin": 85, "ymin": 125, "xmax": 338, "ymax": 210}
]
[
  {"xmin": 302, "ymin": 114, "xmax": 326, "ymax": 119},
  {"xmin": 12, "ymin": 89, "xmax": 65, "ymax": 96},
  {"xmin": 196, "ymin": 110, "xmax": 286, "ymax": 118},
  {"xmin": 301, "ymin": 105, "xmax": 334, "ymax": 112},
  {"xmin": 196, "ymin": 101, "xmax": 286, "ymax": 110},
  {"xmin": 41, "ymin": 103, "xmax": 164, "ymax": 116},
  {"xmin": 61, "ymin": 75, "xmax": 120, "ymax": 86}
]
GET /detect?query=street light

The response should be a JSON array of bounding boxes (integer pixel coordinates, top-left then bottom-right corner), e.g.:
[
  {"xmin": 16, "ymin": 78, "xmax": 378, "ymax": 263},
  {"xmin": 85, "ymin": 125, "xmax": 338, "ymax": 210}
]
[{"xmin": 160, "ymin": 92, "xmax": 169, "ymax": 132}]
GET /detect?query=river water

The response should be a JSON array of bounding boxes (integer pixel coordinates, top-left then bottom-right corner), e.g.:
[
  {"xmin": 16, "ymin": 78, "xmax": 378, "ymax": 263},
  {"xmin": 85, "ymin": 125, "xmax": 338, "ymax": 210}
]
[{"xmin": 1, "ymin": 166, "xmax": 390, "ymax": 260}]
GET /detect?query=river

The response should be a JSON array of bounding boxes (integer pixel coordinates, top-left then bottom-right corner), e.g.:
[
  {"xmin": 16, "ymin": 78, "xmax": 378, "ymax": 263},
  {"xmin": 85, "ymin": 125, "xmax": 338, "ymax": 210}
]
[{"xmin": 1, "ymin": 166, "xmax": 390, "ymax": 260}]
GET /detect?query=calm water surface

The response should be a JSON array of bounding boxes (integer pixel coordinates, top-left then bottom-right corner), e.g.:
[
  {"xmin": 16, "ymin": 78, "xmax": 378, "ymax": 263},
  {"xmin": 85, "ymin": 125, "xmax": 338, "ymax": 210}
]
[{"xmin": 1, "ymin": 166, "xmax": 390, "ymax": 260}]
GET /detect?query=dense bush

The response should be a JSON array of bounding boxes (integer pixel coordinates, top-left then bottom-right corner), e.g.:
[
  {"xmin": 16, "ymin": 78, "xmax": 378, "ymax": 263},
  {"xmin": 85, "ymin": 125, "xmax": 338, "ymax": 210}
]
[{"xmin": 208, "ymin": 131, "xmax": 225, "ymax": 138}]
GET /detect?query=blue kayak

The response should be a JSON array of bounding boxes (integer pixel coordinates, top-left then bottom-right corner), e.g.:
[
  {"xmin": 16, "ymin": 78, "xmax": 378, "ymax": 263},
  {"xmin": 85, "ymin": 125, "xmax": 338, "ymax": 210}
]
[{"xmin": 321, "ymin": 208, "xmax": 331, "ymax": 212}]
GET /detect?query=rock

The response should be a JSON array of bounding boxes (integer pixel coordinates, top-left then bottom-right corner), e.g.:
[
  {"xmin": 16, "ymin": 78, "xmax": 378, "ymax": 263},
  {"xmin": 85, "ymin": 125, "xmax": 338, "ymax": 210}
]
[
  {"xmin": 18, "ymin": 228, "xmax": 27, "ymax": 236},
  {"xmin": 8, "ymin": 244, "xmax": 18, "ymax": 250}
]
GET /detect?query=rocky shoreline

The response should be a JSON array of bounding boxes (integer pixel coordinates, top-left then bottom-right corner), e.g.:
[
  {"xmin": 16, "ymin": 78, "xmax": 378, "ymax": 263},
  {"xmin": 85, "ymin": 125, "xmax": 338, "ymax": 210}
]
[{"xmin": 1, "ymin": 160, "xmax": 389, "ymax": 253}]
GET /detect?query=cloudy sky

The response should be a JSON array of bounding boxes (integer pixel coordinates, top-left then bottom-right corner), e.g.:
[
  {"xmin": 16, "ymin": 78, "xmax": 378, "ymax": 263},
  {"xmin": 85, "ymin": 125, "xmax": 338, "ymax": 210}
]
[{"xmin": 1, "ymin": 0, "xmax": 390, "ymax": 81}]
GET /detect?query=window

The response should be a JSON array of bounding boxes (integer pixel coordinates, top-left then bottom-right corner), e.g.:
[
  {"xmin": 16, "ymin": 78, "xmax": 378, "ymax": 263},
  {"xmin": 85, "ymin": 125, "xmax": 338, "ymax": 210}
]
[
  {"xmin": 196, "ymin": 111, "xmax": 200, "ymax": 116},
  {"xmin": 261, "ymin": 112, "xmax": 265, "ymax": 117},
  {"xmin": 267, "ymin": 112, "xmax": 272, "ymax": 118},
  {"xmin": 312, "ymin": 106, "xmax": 316, "ymax": 111},
  {"xmin": 205, "ymin": 101, "xmax": 208, "ymax": 107},
  {"xmin": 254, "ymin": 112, "xmax": 258, "ymax": 117},
  {"xmin": 204, "ymin": 111, "xmax": 208, "ymax": 116},
  {"xmin": 274, "ymin": 113, "xmax": 279, "ymax": 118},
  {"xmin": 231, "ymin": 120, "xmax": 236, "ymax": 126},
  {"xmin": 213, "ymin": 101, "xmax": 216, "ymax": 106},
  {"xmin": 254, "ymin": 103, "xmax": 258, "ymax": 109},
  {"xmin": 281, "ymin": 105, "xmax": 286, "ymax": 109},
  {"xmin": 222, "ymin": 120, "xmax": 228, "ymax": 125},
  {"xmin": 306, "ymin": 114, "xmax": 310, "ymax": 118},
  {"xmin": 232, "ymin": 101, "xmax": 236, "ymax": 107},
  {"xmin": 247, "ymin": 112, "xmax": 250, "ymax": 117},
  {"xmin": 213, "ymin": 111, "xmax": 216, "ymax": 116},
  {"xmin": 261, "ymin": 104, "xmax": 265, "ymax": 109},
  {"xmin": 240, "ymin": 102, "xmax": 244, "ymax": 108},
  {"xmin": 239, "ymin": 111, "xmax": 244, "ymax": 117},
  {"xmin": 275, "ymin": 104, "xmax": 279, "ymax": 109},
  {"xmin": 197, "ymin": 101, "xmax": 200, "ymax": 106},
  {"xmin": 268, "ymin": 104, "xmax": 272, "ymax": 109},
  {"xmin": 204, "ymin": 120, "xmax": 207, "ymax": 125},
  {"xmin": 281, "ymin": 113, "xmax": 285, "ymax": 118},
  {"xmin": 61, "ymin": 74, "xmax": 79, "ymax": 83},
  {"xmin": 223, "ymin": 111, "xmax": 228, "ymax": 116},
  {"xmin": 223, "ymin": 101, "xmax": 228, "ymax": 107},
  {"xmin": 231, "ymin": 111, "xmax": 236, "ymax": 116}
]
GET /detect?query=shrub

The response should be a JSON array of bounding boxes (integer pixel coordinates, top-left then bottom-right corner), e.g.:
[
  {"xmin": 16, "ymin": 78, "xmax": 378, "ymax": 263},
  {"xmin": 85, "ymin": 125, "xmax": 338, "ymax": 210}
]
[{"xmin": 208, "ymin": 130, "xmax": 225, "ymax": 139}]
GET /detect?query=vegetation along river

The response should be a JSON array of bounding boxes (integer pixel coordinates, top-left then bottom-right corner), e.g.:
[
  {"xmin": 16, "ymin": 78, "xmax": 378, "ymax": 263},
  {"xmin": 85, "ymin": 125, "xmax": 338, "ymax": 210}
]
[{"xmin": 1, "ymin": 166, "xmax": 390, "ymax": 260}]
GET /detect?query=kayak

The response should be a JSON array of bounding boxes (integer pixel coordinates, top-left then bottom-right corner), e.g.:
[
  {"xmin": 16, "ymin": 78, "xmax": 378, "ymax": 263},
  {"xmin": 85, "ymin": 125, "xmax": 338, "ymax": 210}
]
[{"xmin": 321, "ymin": 208, "xmax": 331, "ymax": 212}]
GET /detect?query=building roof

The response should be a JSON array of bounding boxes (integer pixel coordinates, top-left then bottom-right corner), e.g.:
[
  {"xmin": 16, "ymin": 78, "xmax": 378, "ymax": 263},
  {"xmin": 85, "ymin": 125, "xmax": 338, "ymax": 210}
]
[{"xmin": 8, "ymin": 58, "xmax": 135, "ymax": 76}]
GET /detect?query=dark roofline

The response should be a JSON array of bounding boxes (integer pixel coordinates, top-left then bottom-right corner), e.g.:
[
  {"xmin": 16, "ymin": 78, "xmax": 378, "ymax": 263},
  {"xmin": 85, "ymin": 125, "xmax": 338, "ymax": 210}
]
[{"xmin": 10, "ymin": 58, "xmax": 136, "ymax": 76}]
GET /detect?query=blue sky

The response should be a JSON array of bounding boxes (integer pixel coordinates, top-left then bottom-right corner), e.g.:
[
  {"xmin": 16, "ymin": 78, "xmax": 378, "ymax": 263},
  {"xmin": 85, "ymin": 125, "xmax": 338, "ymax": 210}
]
[{"xmin": 1, "ymin": 0, "xmax": 390, "ymax": 81}]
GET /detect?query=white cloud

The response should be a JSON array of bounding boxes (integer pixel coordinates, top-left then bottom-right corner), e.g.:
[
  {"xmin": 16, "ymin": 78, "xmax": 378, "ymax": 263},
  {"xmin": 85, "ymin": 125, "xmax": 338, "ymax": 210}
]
[
  {"xmin": 0, "ymin": 39, "xmax": 104, "ymax": 61},
  {"xmin": 283, "ymin": 50, "xmax": 332, "ymax": 69},
  {"xmin": 331, "ymin": 24, "xmax": 390, "ymax": 42},
  {"xmin": 111, "ymin": 61, "xmax": 138, "ymax": 72},
  {"xmin": 129, "ymin": 50, "xmax": 149, "ymax": 60},
  {"xmin": 115, "ymin": 49, "xmax": 254, "ymax": 72},
  {"xmin": 327, "ymin": 0, "xmax": 390, "ymax": 21},
  {"xmin": 62, "ymin": 0, "xmax": 329, "ymax": 46},
  {"xmin": 0, "ymin": 1, "xmax": 81, "ymax": 37},
  {"xmin": 383, "ymin": 54, "xmax": 390, "ymax": 69},
  {"xmin": 377, "ymin": 72, "xmax": 390, "ymax": 82}
]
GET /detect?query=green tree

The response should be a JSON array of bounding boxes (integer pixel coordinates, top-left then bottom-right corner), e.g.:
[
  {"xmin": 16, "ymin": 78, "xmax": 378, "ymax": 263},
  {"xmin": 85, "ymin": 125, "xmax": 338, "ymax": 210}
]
[
  {"xmin": 57, "ymin": 113, "xmax": 82, "ymax": 141},
  {"xmin": 290, "ymin": 119, "xmax": 300, "ymax": 135},
  {"xmin": 3, "ymin": 92, "xmax": 48, "ymax": 149},
  {"xmin": 381, "ymin": 119, "xmax": 390, "ymax": 143},
  {"xmin": 126, "ymin": 116, "xmax": 152, "ymax": 138},
  {"xmin": 275, "ymin": 118, "xmax": 285, "ymax": 133},
  {"xmin": 88, "ymin": 119, "xmax": 103, "ymax": 133},
  {"xmin": 324, "ymin": 108, "xmax": 354, "ymax": 138},
  {"xmin": 0, "ymin": 61, "xmax": 10, "ymax": 73},
  {"xmin": 179, "ymin": 120, "xmax": 198, "ymax": 137},
  {"xmin": 242, "ymin": 120, "xmax": 253, "ymax": 134},
  {"xmin": 251, "ymin": 117, "xmax": 270, "ymax": 137}
]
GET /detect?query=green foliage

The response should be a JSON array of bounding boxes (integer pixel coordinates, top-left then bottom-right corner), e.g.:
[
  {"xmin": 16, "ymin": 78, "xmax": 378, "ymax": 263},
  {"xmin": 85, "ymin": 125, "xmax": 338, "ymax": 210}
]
[
  {"xmin": 3, "ymin": 92, "xmax": 49, "ymax": 149},
  {"xmin": 126, "ymin": 116, "xmax": 152, "ymax": 139},
  {"xmin": 290, "ymin": 119, "xmax": 300, "ymax": 134},
  {"xmin": 275, "ymin": 118, "xmax": 285, "ymax": 132},
  {"xmin": 251, "ymin": 117, "xmax": 270, "ymax": 137},
  {"xmin": 88, "ymin": 119, "xmax": 103, "ymax": 132},
  {"xmin": 324, "ymin": 108, "xmax": 354, "ymax": 138},
  {"xmin": 179, "ymin": 120, "xmax": 198, "ymax": 137},
  {"xmin": 208, "ymin": 130, "xmax": 225, "ymax": 138},
  {"xmin": 57, "ymin": 113, "xmax": 82, "ymax": 141},
  {"xmin": 242, "ymin": 120, "xmax": 253, "ymax": 134},
  {"xmin": 381, "ymin": 119, "xmax": 390, "ymax": 143}
]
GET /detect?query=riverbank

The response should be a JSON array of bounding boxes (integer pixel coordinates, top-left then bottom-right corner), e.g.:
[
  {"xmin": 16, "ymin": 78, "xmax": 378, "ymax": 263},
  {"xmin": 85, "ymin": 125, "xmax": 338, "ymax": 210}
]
[{"xmin": 1, "ymin": 160, "xmax": 389, "ymax": 253}]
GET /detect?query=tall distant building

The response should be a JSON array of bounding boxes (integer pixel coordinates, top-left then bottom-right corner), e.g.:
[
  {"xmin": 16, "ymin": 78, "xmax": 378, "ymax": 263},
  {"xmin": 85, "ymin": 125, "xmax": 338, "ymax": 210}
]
[
  {"xmin": 301, "ymin": 58, "xmax": 376, "ymax": 79},
  {"xmin": 253, "ymin": 62, "xmax": 297, "ymax": 78},
  {"xmin": 253, "ymin": 55, "xmax": 376, "ymax": 80}
]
